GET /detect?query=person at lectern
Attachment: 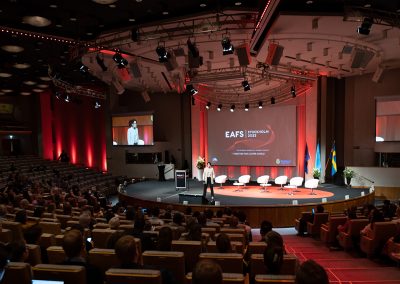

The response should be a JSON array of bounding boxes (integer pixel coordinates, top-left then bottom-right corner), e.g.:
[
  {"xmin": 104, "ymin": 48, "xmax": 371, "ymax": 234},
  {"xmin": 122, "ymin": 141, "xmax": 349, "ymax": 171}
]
[
  {"xmin": 202, "ymin": 162, "xmax": 215, "ymax": 202},
  {"xmin": 127, "ymin": 119, "xmax": 144, "ymax": 145}
]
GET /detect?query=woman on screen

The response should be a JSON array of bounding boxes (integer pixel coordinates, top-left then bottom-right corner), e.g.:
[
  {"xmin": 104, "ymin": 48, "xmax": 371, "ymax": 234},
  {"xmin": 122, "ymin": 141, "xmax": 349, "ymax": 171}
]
[{"xmin": 127, "ymin": 119, "xmax": 144, "ymax": 145}]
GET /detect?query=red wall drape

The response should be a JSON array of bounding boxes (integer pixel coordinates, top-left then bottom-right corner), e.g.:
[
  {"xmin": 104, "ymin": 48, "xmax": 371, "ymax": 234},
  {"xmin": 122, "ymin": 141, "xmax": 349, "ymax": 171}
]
[{"xmin": 40, "ymin": 93, "xmax": 107, "ymax": 171}]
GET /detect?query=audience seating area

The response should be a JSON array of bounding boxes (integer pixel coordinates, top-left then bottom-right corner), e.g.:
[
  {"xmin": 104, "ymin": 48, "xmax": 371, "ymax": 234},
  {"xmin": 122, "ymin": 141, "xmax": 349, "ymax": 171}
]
[{"xmin": 1, "ymin": 155, "xmax": 400, "ymax": 284}]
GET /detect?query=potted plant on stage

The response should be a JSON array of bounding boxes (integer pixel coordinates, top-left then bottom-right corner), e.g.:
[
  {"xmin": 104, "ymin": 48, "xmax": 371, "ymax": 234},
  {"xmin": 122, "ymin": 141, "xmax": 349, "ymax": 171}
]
[
  {"xmin": 196, "ymin": 156, "xmax": 205, "ymax": 181},
  {"xmin": 343, "ymin": 167, "xmax": 354, "ymax": 188},
  {"xmin": 312, "ymin": 168, "xmax": 321, "ymax": 180}
]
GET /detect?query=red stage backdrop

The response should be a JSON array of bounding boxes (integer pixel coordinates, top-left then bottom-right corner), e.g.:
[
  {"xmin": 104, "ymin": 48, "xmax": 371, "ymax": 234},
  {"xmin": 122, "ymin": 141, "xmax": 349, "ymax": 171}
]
[{"xmin": 40, "ymin": 91, "xmax": 107, "ymax": 171}]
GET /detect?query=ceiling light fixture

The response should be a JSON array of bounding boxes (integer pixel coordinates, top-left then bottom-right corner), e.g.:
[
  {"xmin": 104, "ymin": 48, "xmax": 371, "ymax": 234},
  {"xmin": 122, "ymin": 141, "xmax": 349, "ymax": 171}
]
[
  {"xmin": 221, "ymin": 37, "xmax": 234, "ymax": 55},
  {"xmin": 258, "ymin": 101, "xmax": 263, "ymax": 109},
  {"xmin": 217, "ymin": 104, "xmax": 222, "ymax": 111},
  {"xmin": 245, "ymin": 103, "xmax": 249, "ymax": 111},
  {"xmin": 206, "ymin": 102, "xmax": 211, "ymax": 110},
  {"xmin": 357, "ymin": 17, "xmax": 373, "ymax": 35},
  {"xmin": 94, "ymin": 101, "xmax": 101, "ymax": 109},
  {"xmin": 65, "ymin": 95, "xmax": 70, "ymax": 102},
  {"xmin": 242, "ymin": 80, "xmax": 250, "ymax": 91},
  {"xmin": 0, "ymin": 73, "xmax": 12, "ymax": 78},
  {"xmin": 79, "ymin": 64, "xmax": 89, "ymax": 73},
  {"xmin": 291, "ymin": 86, "xmax": 296, "ymax": 98},
  {"xmin": 22, "ymin": 16, "xmax": 52, "ymax": 27},
  {"xmin": 271, "ymin": 97, "xmax": 275, "ymax": 104},
  {"xmin": 21, "ymin": 92, "xmax": 31, "ymax": 96},
  {"xmin": 14, "ymin": 63, "xmax": 31, "ymax": 69},
  {"xmin": 186, "ymin": 84, "xmax": 198, "ymax": 96},
  {"xmin": 113, "ymin": 51, "xmax": 128, "ymax": 68},
  {"xmin": 230, "ymin": 104, "xmax": 235, "ymax": 112},
  {"xmin": 156, "ymin": 45, "xmax": 170, "ymax": 62},
  {"xmin": 1, "ymin": 45, "xmax": 24, "ymax": 53}
]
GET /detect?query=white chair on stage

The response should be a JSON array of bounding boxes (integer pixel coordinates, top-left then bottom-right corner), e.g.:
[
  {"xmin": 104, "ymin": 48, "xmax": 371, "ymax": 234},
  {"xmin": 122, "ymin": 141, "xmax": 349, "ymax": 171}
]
[
  {"xmin": 284, "ymin": 177, "xmax": 304, "ymax": 195},
  {"xmin": 215, "ymin": 175, "xmax": 227, "ymax": 189},
  {"xmin": 305, "ymin": 178, "xmax": 319, "ymax": 195},
  {"xmin": 233, "ymin": 175, "xmax": 251, "ymax": 191},
  {"xmin": 257, "ymin": 175, "xmax": 270, "ymax": 192},
  {"xmin": 275, "ymin": 175, "xmax": 288, "ymax": 190}
]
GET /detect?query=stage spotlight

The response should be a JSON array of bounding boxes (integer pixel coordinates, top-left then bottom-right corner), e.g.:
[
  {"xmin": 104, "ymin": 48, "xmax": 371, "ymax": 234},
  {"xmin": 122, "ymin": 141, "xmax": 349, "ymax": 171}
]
[
  {"xmin": 258, "ymin": 101, "xmax": 263, "ymax": 109},
  {"xmin": 357, "ymin": 17, "xmax": 373, "ymax": 35},
  {"xmin": 221, "ymin": 37, "xmax": 234, "ymax": 55},
  {"xmin": 291, "ymin": 86, "xmax": 296, "ymax": 98},
  {"xmin": 186, "ymin": 84, "xmax": 198, "ymax": 96},
  {"xmin": 242, "ymin": 80, "xmax": 250, "ymax": 91},
  {"xmin": 206, "ymin": 102, "xmax": 211, "ymax": 110},
  {"xmin": 94, "ymin": 101, "xmax": 101, "ymax": 109},
  {"xmin": 65, "ymin": 95, "xmax": 70, "ymax": 102},
  {"xmin": 156, "ymin": 45, "xmax": 170, "ymax": 62},
  {"xmin": 187, "ymin": 39, "xmax": 199, "ymax": 58},
  {"xmin": 96, "ymin": 54, "xmax": 108, "ymax": 71},
  {"xmin": 271, "ymin": 97, "xmax": 275, "ymax": 104},
  {"xmin": 79, "ymin": 64, "xmax": 89, "ymax": 74},
  {"xmin": 245, "ymin": 103, "xmax": 249, "ymax": 111},
  {"xmin": 55, "ymin": 91, "xmax": 61, "ymax": 99},
  {"xmin": 217, "ymin": 104, "xmax": 222, "ymax": 111},
  {"xmin": 230, "ymin": 104, "xmax": 235, "ymax": 112},
  {"xmin": 113, "ymin": 52, "xmax": 128, "ymax": 68}
]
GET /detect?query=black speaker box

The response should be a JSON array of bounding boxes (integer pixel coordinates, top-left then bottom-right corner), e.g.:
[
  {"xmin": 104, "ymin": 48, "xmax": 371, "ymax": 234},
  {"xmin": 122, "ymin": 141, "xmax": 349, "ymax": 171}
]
[
  {"xmin": 178, "ymin": 193, "xmax": 206, "ymax": 205},
  {"xmin": 265, "ymin": 43, "xmax": 284, "ymax": 66}
]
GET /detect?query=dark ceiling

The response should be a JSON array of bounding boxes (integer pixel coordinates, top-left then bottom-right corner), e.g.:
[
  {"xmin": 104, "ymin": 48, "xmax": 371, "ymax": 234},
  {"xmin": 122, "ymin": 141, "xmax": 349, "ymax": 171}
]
[{"xmin": 0, "ymin": 0, "xmax": 398, "ymax": 97}]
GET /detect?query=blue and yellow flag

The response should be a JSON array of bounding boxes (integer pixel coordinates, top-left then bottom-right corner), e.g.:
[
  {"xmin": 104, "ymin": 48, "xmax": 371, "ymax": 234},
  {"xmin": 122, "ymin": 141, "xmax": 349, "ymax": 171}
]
[
  {"xmin": 304, "ymin": 143, "xmax": 310, "ymax": 174},
  {"xmin": 331, "ymin": 141, "xmax": 337, "ymax": 176}
]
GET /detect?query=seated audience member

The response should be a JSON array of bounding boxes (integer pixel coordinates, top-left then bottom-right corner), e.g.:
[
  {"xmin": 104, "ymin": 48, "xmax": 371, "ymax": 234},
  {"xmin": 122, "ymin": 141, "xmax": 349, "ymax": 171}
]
[
  {"xmin": 125, "ymin": 205, "xmax": 136, "ymax": 221},
  {"xmin": 15, "ymin": 209, "xmax": 36, "ymax": 232},
  {"xmin": 259, "ymin": 220, "xmax": 273, "ymax": 242},
  {"xmin": 360, "ymin": 208, "xmax": 385, "ymax": 238},
  {"xmin": 114, "ymin": 235, "xmax": 140, "ymax": 268},
  {"xmin": 7, "ymin": 240, "xmax": 29, "ymax": 262},
  {"xmin": 237, "ymin": 211, "xmax": 252, "ymax": 241},
  {"xmin": 158, "ymin": 226, "xmax": 173, "ymax": 251},
  {"xmin": 295, "ymin": 259, "xmax": 329, "ymax": 284},
  {"xmin": 109, "ymin": 216, "xmax": 120, "ymax": 230},
  {"xmin": 338, "ymin": 206, "xmax": 358, "ymax": 233},
  {"xmin": 62, "ymin": 229, "xmax": 103, "ymax": 284},
  {"xmin": 265, "ymin": 231, "xmax": 285, "ymax": 250},
  {"xmin": 132, "ymin": 217, "xmax": 156, "ymax": 251},
  {"xmin": 263, "ymin": 242, "xmax": 284, "ymax": 275},
  {"xmin": 192, "ymin": 259, "xmax": 223, "ymax": 284},
  {"xmin": 79, "ymin": 212, "xmax": 94, "ymax": 230},
  {"xmin": 169, "ymin": 212, "xmax": 185, "ymax": 239},
  {"xmin": 148, "ymin": 207, "xmax": 164, "ymax": 226},
  {"xmin": 297, "ymin": 204, "xmax": 324, "ymax": 236},
  {"xmin": 106, "ymin": 231, "xmax": 127, "ymax": 249},
  {"xmin": 382, "ymin": 200, "xmax": 397, "ymax": 220},
  {"xmin": 216, "ymin": 233, "xmax": 232, "ymax": 253}
]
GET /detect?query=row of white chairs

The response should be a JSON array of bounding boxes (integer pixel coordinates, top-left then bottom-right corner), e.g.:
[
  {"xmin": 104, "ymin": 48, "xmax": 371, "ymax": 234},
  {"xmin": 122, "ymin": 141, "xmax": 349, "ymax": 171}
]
[{"xmin": 214, "ymin": 175, "xmax": 319, "ymax": 194}]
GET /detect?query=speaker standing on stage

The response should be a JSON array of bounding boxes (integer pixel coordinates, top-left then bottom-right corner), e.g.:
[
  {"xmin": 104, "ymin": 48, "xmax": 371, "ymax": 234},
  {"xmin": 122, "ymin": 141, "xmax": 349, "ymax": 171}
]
[{"xmin": 203, "ymin": 162, "xmax": 215, "ymax": 201}]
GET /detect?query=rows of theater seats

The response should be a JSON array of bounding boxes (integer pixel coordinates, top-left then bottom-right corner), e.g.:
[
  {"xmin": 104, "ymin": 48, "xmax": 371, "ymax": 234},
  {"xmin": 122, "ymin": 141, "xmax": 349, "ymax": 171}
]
[
  {"xmin": 0, "ymin": 155, "xmax": 117, "ymax": 196},
  {"xmin": 294, "ymin": 207, "xmax": 400, "ymax": 262},
  {"xmin": 1, "ymin": 211, "xmax": 300, "ymax": 284}
]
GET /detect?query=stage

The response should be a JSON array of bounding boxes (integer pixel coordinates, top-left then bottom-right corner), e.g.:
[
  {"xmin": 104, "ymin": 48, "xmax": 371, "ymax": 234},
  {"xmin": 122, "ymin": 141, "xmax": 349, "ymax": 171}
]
[{"xmin": 123, "ymin": 179, "xmax": 366, "ymax": 206}]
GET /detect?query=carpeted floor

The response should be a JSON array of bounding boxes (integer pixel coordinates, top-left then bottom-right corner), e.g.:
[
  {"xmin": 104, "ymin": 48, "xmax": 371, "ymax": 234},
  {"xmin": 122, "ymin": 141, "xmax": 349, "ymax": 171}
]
[{"xmin": 263, "ymin": 230, "xmax": 400, "ymax": 283}]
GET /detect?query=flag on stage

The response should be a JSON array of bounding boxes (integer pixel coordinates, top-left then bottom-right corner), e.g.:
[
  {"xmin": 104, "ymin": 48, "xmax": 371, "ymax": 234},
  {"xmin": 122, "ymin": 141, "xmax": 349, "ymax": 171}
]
[
  {"xmin": 304, "ymin": 143, "xmax": 310, "ymax": 174},
  {"xmin": 330, "ymin": 141, "xmax": 337, "ymax": 176},
  {"xmin": 315, "ymin": 141, "xmax": 321, "ymax": 173}
]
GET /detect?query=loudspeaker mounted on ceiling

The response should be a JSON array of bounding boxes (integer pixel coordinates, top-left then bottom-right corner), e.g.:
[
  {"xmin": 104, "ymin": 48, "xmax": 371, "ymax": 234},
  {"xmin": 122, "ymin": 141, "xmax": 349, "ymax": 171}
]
[
  {"xmin": 236, "ymin": 43, "xmax": 251, "ymax": 66},
  {"xmin": 350, "ymin": 48, "xmax": 375, "ymax": 69},
  {"xmin": 265, "ymin": 43, "xmax": 284, "ymax": 66}
]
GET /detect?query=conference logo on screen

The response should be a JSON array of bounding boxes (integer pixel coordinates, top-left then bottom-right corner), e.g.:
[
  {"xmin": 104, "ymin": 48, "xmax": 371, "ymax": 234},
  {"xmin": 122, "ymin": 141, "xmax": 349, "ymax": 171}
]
[
  {"xmin": 225, "ymin": 129, "xmax": 270, "ymax": 138},
  {"xmin": 276, "ymin": 159, "xmax": 292, "ymax": 165}
]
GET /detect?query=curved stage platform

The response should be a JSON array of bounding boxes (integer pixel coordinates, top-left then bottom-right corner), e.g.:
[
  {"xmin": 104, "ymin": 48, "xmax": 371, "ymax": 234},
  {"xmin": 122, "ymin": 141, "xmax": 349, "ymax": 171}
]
[{"xmin": 119, "ymin": 180, "xmax": 375, "ymax": 227}]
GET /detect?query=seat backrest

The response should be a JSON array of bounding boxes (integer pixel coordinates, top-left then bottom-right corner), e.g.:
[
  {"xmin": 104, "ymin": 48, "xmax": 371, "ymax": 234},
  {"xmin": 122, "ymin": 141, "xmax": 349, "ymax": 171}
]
[
  {"xmin": 171, "ymin": 240, "xmax": 202, "ymax": 273},
  {"xmin": 289, "ymin": 177, "xmax": 303, "ymax": 187},
  {"xmin": 238, "ymin": 175, "xmax": 251, "ymax": 183},
  {"xmin": 39, "ymin": 221, "xmax": 62, "ymax": 235},
  {"xmin": 215, "ymin": 175, "xmax": 228, "ymax": 183},
  {"xmin": 87, "ymin": 248, "xmax": 119, "ymax": 273},
  {"xmin": 32, "ymin": 264, "xmax": 86, "ymax": 284},
  {"xmin": 312, "ymin": 213, "xmax": 329, "ymax": 227},
  {"xmin": 348, "ymin": 219, "xmax": 370, "ymax": 236},
  {"xmin": 3, "ymin": 262, "xmax": 32, "ymax": 284},
  {"xmin": 186, "ymin": 272, "xmax": 245, "ymax": 284},
  {"xmin": 274, "ymin": 176, "xmax": 288, "ymax": 185},
  {"xmin": 105, "ymin": 268, "xmax": 161, "ymax": 284},
  {"xmin": 199, "ymin": 253, "xmax": 243, "ymax": 274},
  {"xmin": 257, "ymin": 175, "xmax": 269, "ymax": 184},
  {"xmin": 247, "ymin": 242, "xmax": 267, "ymax": 255},
  {"xmin": 47, "ymin": 246, "xmax": 66, "ymax": 264},
  {"xmin": 304, "ymin": 179, "xmax": 319, "ymax": 189},
  {"xmin": 207, "ymin": 241, "xmax": 243, "ymax": 254},
  {"xmin": 92, "ymin": 228, "xmax": 117, "ymax": 248},
  {"xmin": 142, "ymin": 250, "xmax": 185, "ymax": 284},
  {"xmin": 0, "ymin": 228, "xmax": 13, "ymax": 243},
  {"xmin": 1, "ymin": 221, "xmax": 24, "ymax": 241},
  {"xmin": 255, "ymin": 274, "xmax": 295, "ymax": 284},
  {"xmin": 27, "ymin": 244, "xmax": 42, "ymax": 266},
  {"xmin": 371, "ymin": 221, "xmax": 397, "ymax": 241},
  {"xmin": 202, "ymin": 227, "xmax": 217, "ymax": 239},
  {"xmin": 250, "ymin": 254, "xmax": 298, "ymax": 279}
]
